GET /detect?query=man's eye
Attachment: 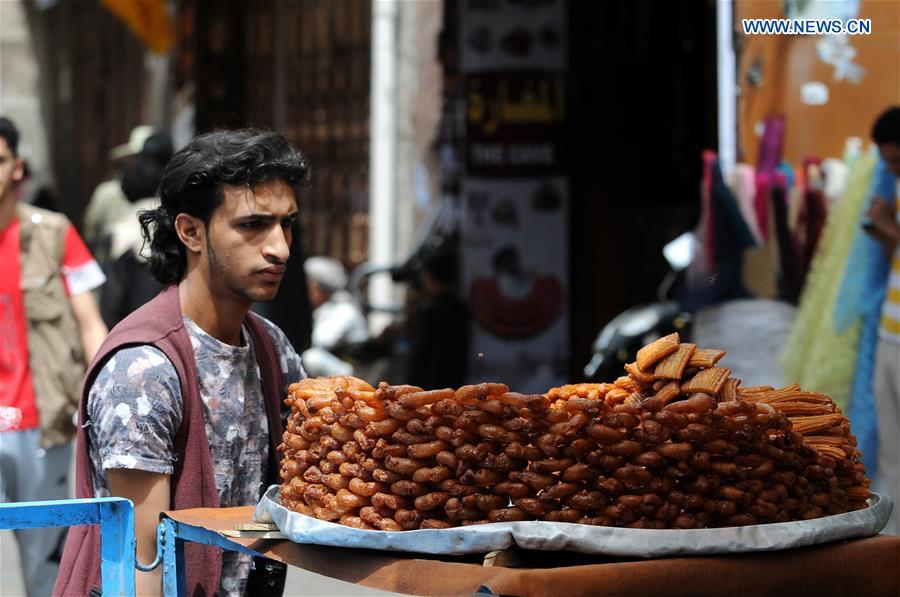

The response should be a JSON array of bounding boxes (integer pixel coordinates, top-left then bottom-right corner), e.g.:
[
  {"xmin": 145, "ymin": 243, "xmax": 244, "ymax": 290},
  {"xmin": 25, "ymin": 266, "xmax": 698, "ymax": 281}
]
[{"xmin": 241, "ymin": 221, "xmax": 263, "ymax": 229}]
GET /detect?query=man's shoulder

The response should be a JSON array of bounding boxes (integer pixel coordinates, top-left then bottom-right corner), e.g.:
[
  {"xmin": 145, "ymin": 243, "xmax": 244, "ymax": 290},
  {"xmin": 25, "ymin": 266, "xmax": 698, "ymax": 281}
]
[
  {"xmin": 100, "ymin": 344, "xmax": 173, "ymax": 372},
  {"xmin": 103, "ymin": 287, "xmax": 180, "ymax": 342},
  {"xmin": 89, "ymin": 344, "xmax": 178, "ymax": 395},
  {"xmin": 250, "ymin": 312, "xmax": 293, "ymax": 349},
  {"xmin": 17, "ymin": 203, "xmax": 71, "ymax": 230}
]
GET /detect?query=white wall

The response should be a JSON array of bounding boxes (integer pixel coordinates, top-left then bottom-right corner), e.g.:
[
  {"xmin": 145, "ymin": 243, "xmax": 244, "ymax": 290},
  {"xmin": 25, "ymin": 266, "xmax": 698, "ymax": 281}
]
[{"xmin": 0, "ymin": 0, "xmax": 49, "ymax": 177}]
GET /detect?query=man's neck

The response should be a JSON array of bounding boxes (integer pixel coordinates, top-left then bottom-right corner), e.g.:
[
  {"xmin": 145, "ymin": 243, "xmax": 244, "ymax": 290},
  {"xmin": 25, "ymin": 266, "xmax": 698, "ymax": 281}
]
[
  {"xmin": 178, "ymin": 277, "xmax": 250, "ymax": 346},
  {"xmin": 0, "ymin": 193, "xmax": 16, "ymax": 230}
]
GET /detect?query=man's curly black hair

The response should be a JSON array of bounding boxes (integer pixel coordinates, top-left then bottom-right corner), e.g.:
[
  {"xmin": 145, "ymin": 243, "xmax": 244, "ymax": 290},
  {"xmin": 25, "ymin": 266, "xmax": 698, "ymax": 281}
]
[
  {"xmin": 138, "ymin": 129, "xmax": 309, "ymax": 285},
  {"xmin": 872, "ymin": 106, "xmax": 900, "ymax": 146}
]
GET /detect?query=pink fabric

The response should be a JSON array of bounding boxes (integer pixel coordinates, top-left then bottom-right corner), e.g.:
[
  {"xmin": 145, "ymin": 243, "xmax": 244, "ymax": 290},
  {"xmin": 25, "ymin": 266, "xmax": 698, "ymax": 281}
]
[
  {"xmin": 732, "ymin": 164, "xmax": 760, "ymax": 243},
  {"xmin": 754, "ymin": 172, "xmax": 772, "ymax": 242}
]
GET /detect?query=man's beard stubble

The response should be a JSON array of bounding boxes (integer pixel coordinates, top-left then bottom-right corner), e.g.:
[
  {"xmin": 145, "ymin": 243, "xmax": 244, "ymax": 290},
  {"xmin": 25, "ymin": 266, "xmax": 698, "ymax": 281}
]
[{"xmin": 206, "ymin": 233, "xmax": 267, "ymax": 303}]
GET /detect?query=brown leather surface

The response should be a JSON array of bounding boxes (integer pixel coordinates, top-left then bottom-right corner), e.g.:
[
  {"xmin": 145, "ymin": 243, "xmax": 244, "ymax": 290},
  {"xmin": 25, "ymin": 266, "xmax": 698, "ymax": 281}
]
[{"xmin": 165, "ymin": 507, "xmax": 900, "ymax": 596}]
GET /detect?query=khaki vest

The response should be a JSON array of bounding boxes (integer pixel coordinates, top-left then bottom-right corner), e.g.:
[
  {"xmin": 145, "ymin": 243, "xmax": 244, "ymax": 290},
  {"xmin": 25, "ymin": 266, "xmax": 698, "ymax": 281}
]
[{"xmin": 17, "ymin": 203, "xmax": 86, "ymax": 448}]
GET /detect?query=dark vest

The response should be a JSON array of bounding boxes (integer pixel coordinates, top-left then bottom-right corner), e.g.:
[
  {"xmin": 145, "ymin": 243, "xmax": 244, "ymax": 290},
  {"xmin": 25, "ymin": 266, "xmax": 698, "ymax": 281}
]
[{"xmin": 54, "ymin": 285, "xmax": 285, "ymax": 596}]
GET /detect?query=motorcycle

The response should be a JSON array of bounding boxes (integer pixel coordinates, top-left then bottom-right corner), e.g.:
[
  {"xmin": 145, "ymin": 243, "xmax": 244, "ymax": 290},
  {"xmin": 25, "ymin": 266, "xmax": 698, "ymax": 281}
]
[{"xmin": 583, "ymin": 232, "xmax": 695, "ymax": 381}]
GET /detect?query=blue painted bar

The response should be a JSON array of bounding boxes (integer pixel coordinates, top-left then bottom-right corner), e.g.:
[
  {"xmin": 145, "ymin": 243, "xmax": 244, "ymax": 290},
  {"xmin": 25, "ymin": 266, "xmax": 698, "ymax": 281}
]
[
  {"xmin": 0, "ymin": 498, "xmax": 136, "ymax": 596},
  {"xmin": 175, "ymin": 534, "xmax": 186, "ymax": 597},
  {"xmin": 163, "ymin": 518, "xmax": 265, "ymax": 558},
  {"xmin": 161, "ymin": 516, "xmax": 278, "ymax": 596},
  {"xmin": 0, "ymin": 498, "xmax": 106, "ymax": 529},
  {"xmin": 161, "ymin": 518, "xmax": 186, "ymax": 597},
  {"xmin": 100, "ymin": 499, "xmax": 136, "ymax": 597}
]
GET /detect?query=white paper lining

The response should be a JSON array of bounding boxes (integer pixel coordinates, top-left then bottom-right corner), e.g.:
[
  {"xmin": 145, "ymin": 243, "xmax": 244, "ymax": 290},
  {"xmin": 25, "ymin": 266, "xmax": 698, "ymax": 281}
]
[{"xmin": 254, "ymin": 486, "xmax": 892, "ymax": 557}]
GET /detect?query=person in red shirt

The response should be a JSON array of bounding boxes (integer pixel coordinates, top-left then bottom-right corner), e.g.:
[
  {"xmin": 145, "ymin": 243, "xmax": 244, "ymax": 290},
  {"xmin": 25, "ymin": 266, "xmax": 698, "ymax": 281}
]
[{"xmin": 0, "ymin": 117, "xmax": 108, "ymax": 595}]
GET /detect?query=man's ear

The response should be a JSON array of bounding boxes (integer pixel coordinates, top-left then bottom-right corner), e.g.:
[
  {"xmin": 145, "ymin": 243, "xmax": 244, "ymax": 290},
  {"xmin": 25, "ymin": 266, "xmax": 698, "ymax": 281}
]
[
  {"xmin": 174, "ymin": 213, "xmax": 205, "ymax": 254},
  {"xmin": 12, "ymin": 159, "xmax": 24, "ymax": 183}
]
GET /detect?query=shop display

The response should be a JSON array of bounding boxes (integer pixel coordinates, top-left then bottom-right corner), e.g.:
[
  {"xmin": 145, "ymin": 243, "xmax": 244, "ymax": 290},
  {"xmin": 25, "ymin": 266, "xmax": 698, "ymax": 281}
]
[{"xmin": 278, "ymin": 333, "xmax": 870, "ymax": 530}]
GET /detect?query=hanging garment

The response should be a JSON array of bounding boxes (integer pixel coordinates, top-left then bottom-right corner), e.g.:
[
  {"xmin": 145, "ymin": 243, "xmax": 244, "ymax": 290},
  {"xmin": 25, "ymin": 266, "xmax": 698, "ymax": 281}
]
[
  {"xmin": 771, "ymin": 173, "xmax": 804, "ymax": 303},
  {"xmin": 787, "ymin": 168, "xmax": 806, "ymax": 238},
  {"xmin": 822, "ymin": 158, "xmax": 851, "ymax": 206},
  {"xmin": 686, "ymin": 151, "xmax": 717, "ymax": 292},
  {"xmin": 752, "ymin": 116, "xmax": 786, "ymax": 242},
  {"xmin": 702, "ymin": 150, "xmax": 717, "ymax": 270},
  {"xmin": 780, "ymin": 151, "xmax": 877, "ymax": 411},
  {"xmin": 777, "ymin": 160, "xmax": 796, "ymax": 200},
  {"xmin": 754, "ymin": 172, "xmax": 773, "ymax": 242},
  {"xmin": 800, "ymin": 159, "xmax": 827, "ymax": 284},
  {"xmin": 757, "ymin": 116, "xmax": 785, "ymax": 174},
  {"xmin": 735, "ymin": 163, "xmax": 779, "ymax": 299},
  {"xmin": 684, "ymin": 155, "xmax": 757, "ymax": 310},
  {"xmin": 732, "ymin": 164, "xmax": 762, "ymax": 243}
]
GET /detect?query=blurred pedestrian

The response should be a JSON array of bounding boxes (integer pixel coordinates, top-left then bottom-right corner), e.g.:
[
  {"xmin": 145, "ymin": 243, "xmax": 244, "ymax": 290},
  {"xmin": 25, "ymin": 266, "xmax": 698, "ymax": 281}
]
[
  {"xmin": 406, "ymin": 249, "xmax": 469, "ymax": 389},
  {"xmin": 98, "ymin": 134, "xmax": 171, "ymax": 327},
  {"xmin": 0, "ymin": 116, "xmax": 108, "ymax": 596},
  {"xmin": 17, "ymin": 160, "xmax": 60, "ymax": 213},
  {"xmin": 302, "ymin": 256, "xmax": 369, "ymax": 376},
  {"xmin": 81, "ymin": 125, "xmax": 154, "ymax": 262},
  {"xmin": 865, "ymin": 106, "xmax": 900, "ymax": 535}
]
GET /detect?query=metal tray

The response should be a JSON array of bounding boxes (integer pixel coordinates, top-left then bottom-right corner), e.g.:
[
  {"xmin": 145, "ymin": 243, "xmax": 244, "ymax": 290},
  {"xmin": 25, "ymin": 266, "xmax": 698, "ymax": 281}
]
[{"xmin": 254, "ymin": 485, "xmax": 892, "ymax": 557}]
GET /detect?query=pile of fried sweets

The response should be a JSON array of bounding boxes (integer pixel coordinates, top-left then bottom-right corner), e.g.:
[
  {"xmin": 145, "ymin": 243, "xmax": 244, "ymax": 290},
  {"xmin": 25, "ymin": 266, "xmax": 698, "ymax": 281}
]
[{"xmin": 278, "ymin": 333, "xmax": 870, "ymax": 530}]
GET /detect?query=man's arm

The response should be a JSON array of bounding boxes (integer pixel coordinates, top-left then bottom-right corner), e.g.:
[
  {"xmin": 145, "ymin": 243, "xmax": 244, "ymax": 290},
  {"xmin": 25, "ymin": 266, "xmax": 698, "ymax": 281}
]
[
  {"xmin": 69, "ymin": 291, "xmax": 108, "ymax": 363},
  {"xmin": 107, "ymin": 469, "xmax": 171, "ymax": 597},
  {"xmin": 865, "ymin": 197, "xmax": 900, "ymax": 259}
]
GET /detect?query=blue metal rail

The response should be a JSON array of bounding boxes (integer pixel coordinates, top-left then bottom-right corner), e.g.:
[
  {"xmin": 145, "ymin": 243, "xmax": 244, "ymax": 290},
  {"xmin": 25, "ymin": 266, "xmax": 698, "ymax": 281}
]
[
  {"xmin": 0, "ymin": 497, "xmax": 136, "ymax": 596},
  {"xmin": 159, "ymin": 516, "xmax": 266, "ymax": 597}
]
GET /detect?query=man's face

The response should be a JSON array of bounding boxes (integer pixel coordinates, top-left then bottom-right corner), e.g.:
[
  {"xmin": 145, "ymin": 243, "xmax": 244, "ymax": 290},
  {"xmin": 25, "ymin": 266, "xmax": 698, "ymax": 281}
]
[
  {"xmin": 878, "ymin": 142, "xmax": 900, "ymax": 177},
  {"xmin": 203, "ymin": 179, "xmax": 298, "ymax": 304},
  {"xmin": 0, "ymin": 138, "xmax": 24, "ymax": 205}
]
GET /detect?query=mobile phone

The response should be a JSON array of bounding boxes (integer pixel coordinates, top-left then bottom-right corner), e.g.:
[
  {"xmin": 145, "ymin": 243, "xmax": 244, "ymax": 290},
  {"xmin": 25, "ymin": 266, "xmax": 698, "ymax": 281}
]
[{"xmin": 861, "ymin": 218, "xmax": 876, "ymax": 232}]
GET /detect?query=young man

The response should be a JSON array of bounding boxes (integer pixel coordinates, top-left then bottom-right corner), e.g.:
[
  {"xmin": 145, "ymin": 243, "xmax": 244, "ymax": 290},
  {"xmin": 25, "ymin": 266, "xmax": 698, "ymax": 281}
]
[
  {"xmin": 866, "ymin": 106, "xmax": 900, "ymax": 536},
  {"xmin": 55, "ymin": 129, "xmax": 309, "ymax": 596},
  {"xmin": 0, "ymin": 117, "xmax": 108, "ymax": 596}
]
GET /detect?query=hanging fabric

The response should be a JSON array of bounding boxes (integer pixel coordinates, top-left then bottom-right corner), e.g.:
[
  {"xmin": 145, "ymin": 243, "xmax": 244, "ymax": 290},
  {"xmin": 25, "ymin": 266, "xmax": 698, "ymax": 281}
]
[
  {"xmin": 771, "ymin": 172, "xmax": 803, "ymax": 303},
  {"xmin": 780, "ymin": 151, "xmax": 878, "ymax": 411},
  {"xmin": 800, "ymin": 158, "xmax": 827, "ymax": 283},
  {"xmin": 685, "ymin": 154, "xmax": 757, "ymax": 310},
  {"xmin": 732, "ymin": 163, "xmax": 762, "ymax": 243},
  {"xmin": 752, "ymin": 116, "xmax": 786, "ymax": 242},
  {"xmin": 822, "ymin": 157, "xmax": 851, "ymax": 206},
  {"xmin": 836, "ymin": 158, "xmax": 895, "ymax": 473}
]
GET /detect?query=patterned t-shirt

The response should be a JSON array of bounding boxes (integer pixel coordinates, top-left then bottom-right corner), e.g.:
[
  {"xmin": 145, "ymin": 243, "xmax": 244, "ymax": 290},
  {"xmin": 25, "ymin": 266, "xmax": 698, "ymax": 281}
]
[{"xmin": 86, "ymin": 315, "xmax": 305, "ymax": 596}]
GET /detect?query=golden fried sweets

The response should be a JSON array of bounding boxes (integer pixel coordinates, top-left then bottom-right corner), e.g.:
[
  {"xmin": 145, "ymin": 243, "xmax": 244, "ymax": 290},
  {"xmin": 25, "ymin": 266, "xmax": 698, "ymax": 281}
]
[
  {"xmin": 278, "ymin": 335, "xmax": 871, "ymax": 531},
  {"xmin": 635, "ymin": 333, "xmax": 681, "ymax": 371},
  {"xmin": 654, "ymin": 343, "xmax": 696, "ymax": 379}
]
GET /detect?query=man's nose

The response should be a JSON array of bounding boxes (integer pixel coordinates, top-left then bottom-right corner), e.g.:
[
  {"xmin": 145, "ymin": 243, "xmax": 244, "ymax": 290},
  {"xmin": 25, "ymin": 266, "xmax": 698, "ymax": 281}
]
[{"xmin": 264, "ymin": 225, "xmax": 291, "ymax": 262}]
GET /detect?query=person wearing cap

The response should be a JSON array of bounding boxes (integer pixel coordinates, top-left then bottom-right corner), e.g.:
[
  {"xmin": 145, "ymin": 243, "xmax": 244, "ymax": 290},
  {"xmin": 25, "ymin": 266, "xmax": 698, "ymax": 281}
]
[
  {"xmin": 302, "ymin": 256, "xmax": 369, "ymax": 376},
  {"xmin": 97, "ymin": 134, "xmax": 173, "ymax": 327},
  {"xmin": 81, "ymin": 125, "xmax": 155, "ymax": 259}
]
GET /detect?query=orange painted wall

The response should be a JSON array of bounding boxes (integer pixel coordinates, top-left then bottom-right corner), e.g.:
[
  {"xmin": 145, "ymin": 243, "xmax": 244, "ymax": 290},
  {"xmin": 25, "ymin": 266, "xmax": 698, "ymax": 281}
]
[{"xmin": 735, "ymin": 0, "xmax": 899, "ymax": 165}]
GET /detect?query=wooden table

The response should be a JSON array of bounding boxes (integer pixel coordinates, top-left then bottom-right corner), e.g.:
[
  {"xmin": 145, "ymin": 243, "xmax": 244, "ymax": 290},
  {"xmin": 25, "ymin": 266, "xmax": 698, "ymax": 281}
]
[{"xmin": 163, "ymin": 506, "xmax": 900, "ymax": 596}]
